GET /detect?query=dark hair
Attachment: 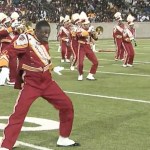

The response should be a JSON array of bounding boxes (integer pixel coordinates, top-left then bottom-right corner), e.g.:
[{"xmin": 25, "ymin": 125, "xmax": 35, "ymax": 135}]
[{"xmin": 35, "ymin": 20, "xmax": 50, "ymax": 30}]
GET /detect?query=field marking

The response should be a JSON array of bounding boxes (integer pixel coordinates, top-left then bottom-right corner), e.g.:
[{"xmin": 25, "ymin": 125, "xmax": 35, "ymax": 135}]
[
  {"xmin": 86, "ymin": 70, "xmax": 150, "ymax": 77},
  {"xmin": 0, "ymin": 137, "xmax": 52, "ymax": 150},
  {"xmin": 0, "ymin": 117, "xmax": 59, "ymax": 131},
  {"xmin": 52, "ymin": 56, "xmax": 150, "ymax": 64},
  {"xmin": 17, "ymin": 141, "xmax": 52, "ymax": 150},
  {"xmin": 136, "ymin": 52, "xmax": 150, "ymax": 54},
  {"xmin": 52, "ymin": 50, "xmax": 150, "ymax": 54},
  {"xmin": 64, "ymin": 69, "xmax": 150, "ymax": 77},
  {"xmin": 65, "ymin": 91, "xmax": 150, "ymax": 104},
  {"xmin": 52, "ymin": 56, "xmax": 150, "ymax": 77}
]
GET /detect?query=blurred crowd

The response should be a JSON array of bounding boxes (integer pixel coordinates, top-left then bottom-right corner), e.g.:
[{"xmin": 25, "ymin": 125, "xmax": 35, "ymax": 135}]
[{"xmin": 0, "ymin": 0, "xmax": 150, "ymax": 23}]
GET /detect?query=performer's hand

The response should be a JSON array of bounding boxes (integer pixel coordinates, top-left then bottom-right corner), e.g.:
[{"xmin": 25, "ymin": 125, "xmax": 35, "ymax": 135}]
[{"xmin": 0, "ymin": 67, "xmax": 9, "ymax": 86}]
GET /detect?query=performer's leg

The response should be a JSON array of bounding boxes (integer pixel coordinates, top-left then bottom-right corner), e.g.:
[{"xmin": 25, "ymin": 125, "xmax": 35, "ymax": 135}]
[
  {"xmin": 120, "ymin": 42, "xmax": 125, "ymax": 60},
  {"xmin": 114, "ymin": 39, "xmax": 120, "ymax": 60},
  {"xmin": 0, "ymin": 85, "xmax": 40, "ymax": 150},
  {"xmin": 128, "ymin": 44, "xmax": 135, "ymax": 65},
  {"xmin": 77, "ymin": 44, "xmax": 85, "ymax": 75},
  {"xmin": 86, "ymin": 45, "xmax": 98, "ymax": 74},
  {"xmin": 122, "ymin": 42, "xmax": 129, "ymax": 66},
  {"xmin": 61, "ymin": 41, "xmax": 66, "ymax": 62},
  {"xmin": 70, "ymin": 41, "xmax": 77, "ymax": 69},
  {"xmin": 66, "ymin": 46, "xmax": 72, "ymax": 62},
  {"xmin": 42, "ymin": 81, "xmax": 74, "ymax": 137}
]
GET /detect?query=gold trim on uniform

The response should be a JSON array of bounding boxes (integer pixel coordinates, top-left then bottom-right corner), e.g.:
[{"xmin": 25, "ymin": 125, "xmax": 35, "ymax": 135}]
[
  {"xmin": 14, "ymin": 41, "xmax": 28, "ymax": 49},
  {"xmin": 28, "ymin": 34, "xmax": 51, "ymax": 66},
  {"xmin": 1, "ymin": 39, "xmax": 12, "ymax": 43},
  {"xmin": 22, "ymin": 63, "xmax": 52, "ymax": 72}
]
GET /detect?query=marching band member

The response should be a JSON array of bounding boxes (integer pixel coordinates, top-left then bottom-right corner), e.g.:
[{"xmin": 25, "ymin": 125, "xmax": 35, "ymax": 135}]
[
  {"xmin": 121, "ymin": 14, "xmax": 135, "ymax": 67},
  {"xmin": 58, "ymin": 15, "xmax": 72, "ymax": 63},
  {"xmin": 8, "ymin": 12, "xmax": 21, "ymax": 85},
  {"xmin": 0, "ymin": 20, "xmax": 80, "ymax": 150},
  {"xmin": 127, "ymin": 14, "xmax": 137, "ymax": 46},
  {"xmin": 70, "ymin": 13, "xmax": 80, "ymax": 71},
  {"xmin": 113, "ymin": 12, "xmax": 125, "ymax": 61},
  {"xmin": 0, "ymin": 13, "xmax": 15, "ymax": 85},
  {"xmin": 76, "ymin": 11, "xmax": 99, "ymax": 81},
  {"xmin": 57, "ymin": 16, "xmax": 64, "ymax": 52},
  {"xmin": 88, "ymin": 25, "xmax": 97, "ymax": 52},
  {"xmin": 0, "ymin": 12, "xmax": 26, "ymax": 86}
]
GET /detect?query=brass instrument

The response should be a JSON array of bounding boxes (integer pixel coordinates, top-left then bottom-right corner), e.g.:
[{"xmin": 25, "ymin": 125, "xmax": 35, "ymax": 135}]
[{"xmin": 96, "ymin": 26, "xmax": 103, "ymax": 35}]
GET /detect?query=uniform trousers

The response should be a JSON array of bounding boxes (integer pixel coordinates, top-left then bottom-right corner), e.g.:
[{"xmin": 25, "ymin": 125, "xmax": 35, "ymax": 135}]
[
  {"xmin": 1, "ymin": 71, "xmax": 74, "ymax": 150},
  {"xmin": 114, "ymin": 38, "xmax": 124, "ymax": 60},
  {"xmin": 122, "ymin": 41, "xmax": 135, "ymax": 65},
  {"xmin": 70, "ymin": 39, "xmax": 78, "ymax": 66},
  {"xmin": 77, "ymin": 43, "xmax": 98, "ymax": 75},
  {"xmin": 61, "ymin": 41, "xmax": 72, "ymax": 60}
]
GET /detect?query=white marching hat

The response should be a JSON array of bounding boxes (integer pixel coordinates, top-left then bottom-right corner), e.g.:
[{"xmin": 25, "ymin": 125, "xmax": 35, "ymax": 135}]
[
  {"xmin": 80, "ymin": 11, "xmax": 90, "ymax": 24},
  {"xmin": 11, "ymin": 12, "xmax": 19, "ymax": 20},
  {"xmin": 64, "ymin": 15, "xmax": 71, "ymax": 23},
  {"xmin": 127, "ymin": 14, "xmax": 135, "ymax": 25},
  {"xmin": 60, "ymin": 16, "xmax": 64, "ymax": 23},
  {"xmin": 71, "ymin": 13, "xmax": 80, "ymax": 21},
  {"xmin": 114, "ymin": 12, "xmax": 122, "ymax": 21},
  {"xmin": 0, "ymin": 13, "xmax": 8, "ymax": 23}
]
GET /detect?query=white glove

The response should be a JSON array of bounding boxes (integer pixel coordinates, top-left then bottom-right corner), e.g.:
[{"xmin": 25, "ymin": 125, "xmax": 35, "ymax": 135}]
[
  {"xmin": 92, "ymin": 44, "xmax": 97, "ymax": 52},
  {"xmin": 0, "ymin": 67, "xmax": 10, "ymax": 86},
  {"xmin": 11, "ymin": 20, "xmax": 20, "ymax": 28},
  {"xmin": 65, "ymin": 39, "xmax": 69, "ymax": 42},
  {"xmin": 53, "ymin": 66, "xmax": 64, "ymax": 75},
  {"xmin": 88, "ymin": 26, "xmax": 95, "ymax": 32}
]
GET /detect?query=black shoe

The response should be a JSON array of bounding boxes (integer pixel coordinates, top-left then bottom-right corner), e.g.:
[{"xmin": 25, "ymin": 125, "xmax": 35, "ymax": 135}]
[{"xmin": 57, "ymin": 142, "xmax": 80, "ymax": 147}]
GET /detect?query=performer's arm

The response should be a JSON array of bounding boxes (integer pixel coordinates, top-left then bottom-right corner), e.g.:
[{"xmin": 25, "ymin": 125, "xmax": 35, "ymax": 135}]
[{"xmin": 0, "ymin": 27, "xmax": 13, "ymax": 36}]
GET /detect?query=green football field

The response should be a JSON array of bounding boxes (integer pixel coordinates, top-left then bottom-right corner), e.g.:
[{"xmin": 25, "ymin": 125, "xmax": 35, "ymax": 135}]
[{"xmin": 0, "ymin": 39, "xmax": 150, "ymax": 150}]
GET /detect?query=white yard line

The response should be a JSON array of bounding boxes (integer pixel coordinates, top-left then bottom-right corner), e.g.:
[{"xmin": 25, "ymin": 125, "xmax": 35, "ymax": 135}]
[
  {"xmin": 64, "ymin": 69, "xmax": 150, "ymax": 77},
  {"xmin": 53, "ymin": 56, "xmax": 150, "ymax": 77},
  {"xmin": 136, "ymin": 52, "xmax": 150, "ymax": 54},
  {"xmin": 0, "ymin": 137, "xmax": 53, "ymax": 150},
  {"xmin": 52, "ymin": 56, "xmax": 150, "ymax": 64},
  {"xmin": 65, "ymin": 91, "xmax": 150, "ymax": 104},
  {"xmin": 17, "ymin": 141, "xmax": 53, "ymax": 150},
  {"xmin": 89, "ymin": 70, "xmax": 150, "ymax": 77}
]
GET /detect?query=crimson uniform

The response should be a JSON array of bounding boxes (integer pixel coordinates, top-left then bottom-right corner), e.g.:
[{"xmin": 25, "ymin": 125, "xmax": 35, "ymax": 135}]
[
  {"xmin": 113, "ymin": 23, "xmax": 125, "ymax": 60},
  {"xmin": 58, "ymin": 26, "xmax": 72, "ymax": 62},
  {"xmin": 70, "ymin": 24, "xmax": 79, "ymax": 67},
  {"xmin": 0, "ymin": 26, "xmax": 17, "ymax": 83},
  {"xmin": 0, "ymin": 26, "xmax": 14, "ymax": 52},
  {"xmin": 0, "ymin": 33, "xmax": 74, "ymax": 149},
  {"xmin": 77, "ymin": 27, "xmax": 98, "ymax": 76},
  {"xmin": 130, "ymin": 28, "xmax": 135, "ymax": 37},
  {"xmin": 122, "ymin": 28, "xmax": 135, "ymax": 66}
]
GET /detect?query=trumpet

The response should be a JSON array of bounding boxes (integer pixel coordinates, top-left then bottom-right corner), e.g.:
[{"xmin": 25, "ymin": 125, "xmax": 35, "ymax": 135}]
[{"xmin": 96, "ymin": 26, "xmax": 103, "ymax": 35}]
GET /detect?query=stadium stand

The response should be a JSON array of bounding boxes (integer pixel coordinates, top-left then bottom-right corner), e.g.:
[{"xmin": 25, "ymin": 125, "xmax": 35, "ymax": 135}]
[{"xmin": 0, "ymin": 0, "xmax": 150, "ymax": 23}]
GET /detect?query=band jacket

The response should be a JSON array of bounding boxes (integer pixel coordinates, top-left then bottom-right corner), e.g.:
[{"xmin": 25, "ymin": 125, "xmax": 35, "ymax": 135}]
[
  {"xmin": 76, "ymin": 27, "xmax": 91, "ymax": 44},
  {"xmin": 4, "ymin": 32, "xmax": 52, "ymax": 89},
  {"xmin": 113, "ymin": 24, "xmax": 124, "ymax": 39},
  {"xmin": 58, "ymin": 26, "xmax": 70, "ymax": 42},
  {"xmin": 0, "ymin": 26, "xmax": 15, "ymax": 43}
]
